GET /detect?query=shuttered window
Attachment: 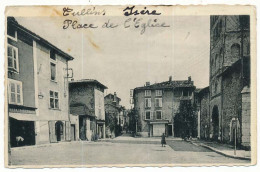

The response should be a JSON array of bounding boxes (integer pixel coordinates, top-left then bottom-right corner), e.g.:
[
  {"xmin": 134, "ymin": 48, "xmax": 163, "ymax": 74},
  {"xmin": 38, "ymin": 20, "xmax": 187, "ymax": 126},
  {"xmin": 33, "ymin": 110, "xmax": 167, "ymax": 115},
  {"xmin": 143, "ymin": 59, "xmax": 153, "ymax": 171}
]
[
  {"xmin": 145, "ymin": 90, "xmax": 151, "ymax": 96},
  {"xmin": 145, "ymin": 98, "xmax": 151, "ymax": 108},
  {"xmin": 155, "ymin": 90, "xmax": 162, "ymax": 96},
  {"xmin": 155, "ymin": 98, "xmax": 162, "ymax": 107},
  {"xmin": 7, "ymin": 44, "xmax": 19, "ymax": 72},
  {"xmin": 8, "ymin": 79, "xmax": 23, "ymax": 105}
]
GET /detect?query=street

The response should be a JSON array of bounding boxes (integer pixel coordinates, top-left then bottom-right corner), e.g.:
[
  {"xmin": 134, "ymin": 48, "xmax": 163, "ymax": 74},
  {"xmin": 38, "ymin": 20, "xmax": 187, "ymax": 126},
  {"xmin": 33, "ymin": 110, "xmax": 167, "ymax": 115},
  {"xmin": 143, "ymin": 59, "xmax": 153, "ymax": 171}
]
[{"xmin": 10, "ymin": 136, "xmax": 250, "ymax": 166}]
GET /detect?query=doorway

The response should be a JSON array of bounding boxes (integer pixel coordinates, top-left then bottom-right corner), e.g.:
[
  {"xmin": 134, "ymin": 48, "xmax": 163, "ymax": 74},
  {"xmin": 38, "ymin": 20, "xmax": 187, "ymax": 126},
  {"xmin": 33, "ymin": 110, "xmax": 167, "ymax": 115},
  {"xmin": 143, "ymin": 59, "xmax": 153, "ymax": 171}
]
[
  {"xmin": 212, "ymin": 106, "xmax": 219, "ymax": 141},
  {"xmin": 167, "ymin": 124, "xmax": 173, "ymax": 137},
  {"xmin": 55, "ymin": 121, "xmax": 63, "ymax": 142}
]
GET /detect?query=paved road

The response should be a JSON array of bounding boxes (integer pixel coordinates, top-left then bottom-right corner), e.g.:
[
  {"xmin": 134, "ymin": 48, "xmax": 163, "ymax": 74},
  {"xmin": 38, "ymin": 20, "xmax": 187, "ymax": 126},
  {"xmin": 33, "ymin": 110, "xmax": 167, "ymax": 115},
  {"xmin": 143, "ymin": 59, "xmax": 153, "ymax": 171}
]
[{"xmin": 10, "ymin": 136, "xmax": 250, "ymax": 166}]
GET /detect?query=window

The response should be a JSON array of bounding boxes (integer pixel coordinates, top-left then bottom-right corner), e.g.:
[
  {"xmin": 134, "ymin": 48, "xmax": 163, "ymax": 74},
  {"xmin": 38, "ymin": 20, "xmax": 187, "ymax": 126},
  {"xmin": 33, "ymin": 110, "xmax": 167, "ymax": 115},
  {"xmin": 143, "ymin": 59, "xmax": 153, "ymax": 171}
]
[
  {"xmin": 145, "ymin": 90, "xmax": 151, "ymax": 97},
  {"xmin": 50, "ymin": 62, "xmax": 56, "ymax": 81},
  {"xmin": 145, "ymin": 98, "xmax": 151, "ymax": 108},
  {"xmin": 50, "ymin": 91, "xmax": 59, "ymax": 109},
  {"xmin": 215, "ymin": 82, "xmax": 218, "ymax": 94},
  {"xmin": 155, "ymin": 98, "xmax": 162, "ymax": 107},
  {"xmin": 145, "ymin": 111, "xmax": 151, "ymax": 120},
  {"xmin": 155, "ymin": 90, "xmax": 162, "ymax": 96},
  {"xmin": 156, "ymin": 111, "xmax": 162, "ymax": 120},
  {"xmin": 8, "ymin": 79, "xmax": 23, "ymax": 105},
  {"xmin": 7, "ymin": 27, "xmax": 17, "ymax": 41},
  {"xmin": 7, "ymin": 45, "xmax": 19, "ymax": 72}
]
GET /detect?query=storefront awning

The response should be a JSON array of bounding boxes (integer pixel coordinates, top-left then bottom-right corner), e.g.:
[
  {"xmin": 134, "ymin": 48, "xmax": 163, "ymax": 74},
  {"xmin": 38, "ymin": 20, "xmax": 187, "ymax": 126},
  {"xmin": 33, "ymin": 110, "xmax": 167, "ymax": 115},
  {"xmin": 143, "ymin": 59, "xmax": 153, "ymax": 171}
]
[{"xmin": 9, "ymin": 113, "xmax": 38, "ymax": 121}]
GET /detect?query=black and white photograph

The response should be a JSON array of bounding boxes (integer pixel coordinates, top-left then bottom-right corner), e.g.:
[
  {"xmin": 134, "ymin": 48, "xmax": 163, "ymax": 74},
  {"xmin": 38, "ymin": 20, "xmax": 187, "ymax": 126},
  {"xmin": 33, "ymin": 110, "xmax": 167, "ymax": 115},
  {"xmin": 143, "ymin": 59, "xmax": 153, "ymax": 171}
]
[{"xmin": 4, "ymin": 5, "xmax": 256, "ymax": 167}]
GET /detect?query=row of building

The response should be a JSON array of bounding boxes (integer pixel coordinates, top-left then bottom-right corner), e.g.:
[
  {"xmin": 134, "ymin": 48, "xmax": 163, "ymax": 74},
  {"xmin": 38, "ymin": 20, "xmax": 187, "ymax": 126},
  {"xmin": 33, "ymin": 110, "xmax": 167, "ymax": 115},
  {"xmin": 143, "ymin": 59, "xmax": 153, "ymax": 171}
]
[
  {"xmin": 131, "ymin": 15, "xmax": 251, "ymax": 149},
  {"xmin": 6, "ymin": 17, "xmax": 126, "ymax": 147}
]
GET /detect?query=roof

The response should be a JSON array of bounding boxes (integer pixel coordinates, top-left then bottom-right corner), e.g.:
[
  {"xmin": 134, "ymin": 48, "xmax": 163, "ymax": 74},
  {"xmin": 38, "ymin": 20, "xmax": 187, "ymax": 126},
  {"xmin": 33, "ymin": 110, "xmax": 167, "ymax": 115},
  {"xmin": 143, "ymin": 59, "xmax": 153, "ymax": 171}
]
[
  {"xmin": 134, "ymin": 80, "xmax": 195, "ymax": 90},
  {"xmin": 197, "ymin": 86, "xmax": 210, "ymax": 98},
  {"xmin": 8, "ymin": 17, "xmax": 74, "ymax": 61},
  {"xmin": 69, "ymin": 79, "xmax": 108, "ymax": 89},
  {"xmin": 105, "ymin": 93, "xmax": 121, "ymax": 101},
  {"xmin": 219, "ymin": 57, "xmax": 249, "ymax": 77}
]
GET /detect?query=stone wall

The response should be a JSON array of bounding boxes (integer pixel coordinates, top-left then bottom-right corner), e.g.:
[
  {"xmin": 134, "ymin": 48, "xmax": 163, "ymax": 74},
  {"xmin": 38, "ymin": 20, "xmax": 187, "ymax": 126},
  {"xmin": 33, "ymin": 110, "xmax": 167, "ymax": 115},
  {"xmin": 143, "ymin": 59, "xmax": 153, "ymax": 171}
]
[
  {"xmin": 199, "ymin": 89, "xmax": 210, "ymax": 140},
  {"xmin": 241, "ymin": 86, "xmax": 251, "ymax": 149}
]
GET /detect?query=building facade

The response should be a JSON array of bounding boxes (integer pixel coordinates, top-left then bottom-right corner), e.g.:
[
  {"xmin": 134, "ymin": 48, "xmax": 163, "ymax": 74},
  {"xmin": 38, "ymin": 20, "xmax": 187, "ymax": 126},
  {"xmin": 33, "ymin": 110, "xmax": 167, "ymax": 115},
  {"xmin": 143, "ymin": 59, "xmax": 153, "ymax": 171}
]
[
  {"xmin": 197, "ymin": 87, "xmax": 210, "ymax": 140},
  {"xmin": 104, "ymin": 92, "xmax": 125, "ymax": 137},
  {"xmin": 208, "ymin": 15, "xmax": 250, "ymax": 148},
  {"xmin": 6, "ymin": 17, "xmax": 74, "ymax": 147},
  {"xmin": 69, "ymin": 79, "xmax": 107, "ymax": 141},
  {"xmin": 133, "ymin": 76, "xmax": 196, "ymax": 137}
]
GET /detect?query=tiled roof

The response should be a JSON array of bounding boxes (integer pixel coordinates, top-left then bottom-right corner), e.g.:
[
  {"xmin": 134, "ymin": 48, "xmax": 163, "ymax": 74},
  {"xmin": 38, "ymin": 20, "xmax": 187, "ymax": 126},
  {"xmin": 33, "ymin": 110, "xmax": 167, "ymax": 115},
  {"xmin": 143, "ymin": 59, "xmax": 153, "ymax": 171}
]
[
  {"xmin": 105, "ymin": 93, "xmax": 121, "ymax": 101},
  {"xmin": 135, "ymin": 80, "xmax": 195, "ymax": 90},
  {"xmin": 69, "ymin": 79, "xmax": 107, "ymax": 89}
]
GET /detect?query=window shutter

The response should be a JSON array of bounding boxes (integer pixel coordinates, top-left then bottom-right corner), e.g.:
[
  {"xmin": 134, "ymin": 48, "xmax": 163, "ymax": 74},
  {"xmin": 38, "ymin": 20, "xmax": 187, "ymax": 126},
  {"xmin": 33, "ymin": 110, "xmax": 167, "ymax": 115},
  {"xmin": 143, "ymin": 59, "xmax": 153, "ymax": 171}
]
[
  {"xmin": 151, "ymin": 111, "xmax": 154, "ymax": 120},
  {"xmin": 148, "ymin": 98, "xmax": 151, "ymax": 107},
  {"xmin": 159, "ymin": 98, "xmax": 162, "ymax": 107},
  {"xmin": 49, "ymin": 121, "xmax": 57, "ymax": 143},
  {"xmin": 65, "ymin": 121, "xmax": 71, "ymax": 141}
]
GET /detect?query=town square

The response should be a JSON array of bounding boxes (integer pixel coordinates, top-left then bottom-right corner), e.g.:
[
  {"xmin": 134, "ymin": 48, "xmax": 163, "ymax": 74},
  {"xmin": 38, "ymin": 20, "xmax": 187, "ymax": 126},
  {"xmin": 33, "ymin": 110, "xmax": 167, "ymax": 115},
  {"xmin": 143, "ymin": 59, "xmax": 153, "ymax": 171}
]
[{"xmin": 4, "ymin": 6, "xmax": 255, "ymax": 167}]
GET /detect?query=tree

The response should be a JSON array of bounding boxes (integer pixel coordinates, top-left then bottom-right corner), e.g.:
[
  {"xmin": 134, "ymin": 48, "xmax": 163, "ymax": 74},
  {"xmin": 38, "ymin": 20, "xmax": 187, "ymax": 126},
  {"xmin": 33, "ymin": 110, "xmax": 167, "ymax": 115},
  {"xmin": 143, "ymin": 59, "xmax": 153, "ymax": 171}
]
[
  {"xmin": 128, "ymin": 109, "xmax": 138, "ymax": 133},
  {"xmin": 174, "ymin": 100, "xmax": 197, "ymax": 138}
]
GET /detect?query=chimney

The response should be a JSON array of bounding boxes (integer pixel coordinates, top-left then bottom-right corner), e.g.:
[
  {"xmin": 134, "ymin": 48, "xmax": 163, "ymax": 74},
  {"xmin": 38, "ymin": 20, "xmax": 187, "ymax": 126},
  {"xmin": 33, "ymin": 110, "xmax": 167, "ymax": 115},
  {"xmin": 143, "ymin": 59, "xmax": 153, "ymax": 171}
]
[
  {"xmin": 188, "ymin": 76, "xmax": 191, "ymax": 82},
  {"xmin": 113, "ymin": 92, "xmax": 117, "ymax": 102},
  {"xmin": 169, "ymin": 76, "xmax": 172, "ymax": 82},
  {"xmin": 146, "ymin": 82, "xmax": 150, "ymax": 86}
]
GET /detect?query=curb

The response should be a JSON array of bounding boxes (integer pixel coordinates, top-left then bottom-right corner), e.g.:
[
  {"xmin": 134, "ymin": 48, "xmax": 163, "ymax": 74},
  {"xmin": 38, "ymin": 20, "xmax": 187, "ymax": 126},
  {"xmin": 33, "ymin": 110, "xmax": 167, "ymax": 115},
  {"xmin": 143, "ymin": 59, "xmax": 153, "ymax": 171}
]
[{"xmin": 188, "ymin": 140, "xmax": 251, "ymax": 161}]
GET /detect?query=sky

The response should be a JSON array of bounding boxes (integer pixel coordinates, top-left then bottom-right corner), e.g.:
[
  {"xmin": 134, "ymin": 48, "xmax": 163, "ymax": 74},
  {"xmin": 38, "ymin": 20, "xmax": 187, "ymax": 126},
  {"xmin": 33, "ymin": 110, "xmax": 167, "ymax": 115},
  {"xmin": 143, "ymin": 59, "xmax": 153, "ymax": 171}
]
[{"xmin": 16, "ymin": 15, "xmax": 210, "ymax": 109}]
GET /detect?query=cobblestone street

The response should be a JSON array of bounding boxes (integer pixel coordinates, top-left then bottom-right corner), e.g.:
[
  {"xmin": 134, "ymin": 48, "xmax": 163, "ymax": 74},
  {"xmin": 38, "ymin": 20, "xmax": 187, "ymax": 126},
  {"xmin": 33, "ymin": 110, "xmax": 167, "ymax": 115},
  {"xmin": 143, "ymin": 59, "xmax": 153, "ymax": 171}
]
[{"xmin": 10, "ymin": 136, "xmax": 250, "ymax": 166}]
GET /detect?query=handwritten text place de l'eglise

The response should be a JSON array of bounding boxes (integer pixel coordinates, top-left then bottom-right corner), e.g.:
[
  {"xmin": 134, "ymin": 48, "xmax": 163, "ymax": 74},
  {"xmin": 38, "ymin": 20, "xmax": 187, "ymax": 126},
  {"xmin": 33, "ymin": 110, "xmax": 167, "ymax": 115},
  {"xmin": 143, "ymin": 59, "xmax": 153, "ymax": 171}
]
[{"xmin": 62, "ymin": 6, "xmax": 170, "ymax": 35}]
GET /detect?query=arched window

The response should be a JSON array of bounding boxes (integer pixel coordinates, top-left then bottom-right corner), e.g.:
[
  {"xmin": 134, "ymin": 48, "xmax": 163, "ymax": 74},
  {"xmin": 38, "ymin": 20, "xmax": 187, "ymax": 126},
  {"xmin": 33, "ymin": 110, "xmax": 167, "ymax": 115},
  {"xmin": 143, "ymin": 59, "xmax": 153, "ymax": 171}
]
[
  {"xmin": 231, "ymin": 43, "xmax": 240, "ymax": 59},
  {"xmin": 214, "ymin": 81, "xmax": 218, "ymax": 94}
]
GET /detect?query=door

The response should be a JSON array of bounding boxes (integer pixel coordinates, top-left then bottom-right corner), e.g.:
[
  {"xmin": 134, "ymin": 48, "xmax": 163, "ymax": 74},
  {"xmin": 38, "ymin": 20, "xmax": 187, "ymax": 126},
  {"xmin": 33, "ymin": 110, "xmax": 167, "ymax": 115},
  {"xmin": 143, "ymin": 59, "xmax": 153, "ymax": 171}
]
[
  {"xmin": 55, "ymin": 121, "xmax": 64, "ymax": 142},
  {"xmin": 168, "ymin": 124, "xmax": 173, "ymax": 136},
  {"xmin": 70, "ymin": 124, "xmax": 75, "ymax": 141},
  {"xmin": 212, "ymin": 106, "xmax": 219, "ymax": 141}
]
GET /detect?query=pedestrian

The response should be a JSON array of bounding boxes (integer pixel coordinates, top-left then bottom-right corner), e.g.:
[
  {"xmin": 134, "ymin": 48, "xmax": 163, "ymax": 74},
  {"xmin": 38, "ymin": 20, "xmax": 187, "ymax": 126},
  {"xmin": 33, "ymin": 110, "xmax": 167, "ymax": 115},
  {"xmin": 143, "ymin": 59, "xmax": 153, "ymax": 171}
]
[{"xmin": 161, "ymin": 133, "xmax": 166, "ymax": 147}]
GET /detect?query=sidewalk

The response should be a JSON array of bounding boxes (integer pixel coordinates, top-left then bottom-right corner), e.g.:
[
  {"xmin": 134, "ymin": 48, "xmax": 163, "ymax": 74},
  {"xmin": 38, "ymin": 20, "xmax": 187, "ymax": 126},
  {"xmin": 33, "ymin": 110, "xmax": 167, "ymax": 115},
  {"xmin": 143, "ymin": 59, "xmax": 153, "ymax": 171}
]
[
  {"xmin": 10, "ymin": 140, "xmax": 91, "ymax": 151},
  {"xmin": 189, "ymin": 140, "xmax": 251, "ymax": 160}
]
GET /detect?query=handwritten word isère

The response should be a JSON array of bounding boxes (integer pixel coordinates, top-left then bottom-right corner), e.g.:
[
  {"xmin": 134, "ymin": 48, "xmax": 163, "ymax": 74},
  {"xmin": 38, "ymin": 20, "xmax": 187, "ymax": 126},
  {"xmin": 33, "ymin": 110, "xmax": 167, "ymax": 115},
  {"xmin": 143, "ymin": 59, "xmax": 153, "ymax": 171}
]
[{"xmin": 123, "ymin": 6, "xmax": 161, "ymax": 16}]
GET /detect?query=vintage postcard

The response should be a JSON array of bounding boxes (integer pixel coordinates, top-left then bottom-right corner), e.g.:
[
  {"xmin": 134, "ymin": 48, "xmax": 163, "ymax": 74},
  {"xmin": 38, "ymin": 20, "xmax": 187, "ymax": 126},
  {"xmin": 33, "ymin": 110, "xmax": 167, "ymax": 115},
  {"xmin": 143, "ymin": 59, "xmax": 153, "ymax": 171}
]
[{"xmin": 4, "ymin": 5, "xmax": 256, "ymax": 167}]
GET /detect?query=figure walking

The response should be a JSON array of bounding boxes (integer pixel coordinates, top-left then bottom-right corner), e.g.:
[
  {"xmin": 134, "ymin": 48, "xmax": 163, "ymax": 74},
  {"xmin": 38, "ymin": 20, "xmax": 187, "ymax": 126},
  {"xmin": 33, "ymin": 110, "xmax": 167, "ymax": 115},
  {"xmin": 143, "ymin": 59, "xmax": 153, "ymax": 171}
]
[{"xmin": 161, "ymin": 133, "xmax": 166, "ymax": 147}]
